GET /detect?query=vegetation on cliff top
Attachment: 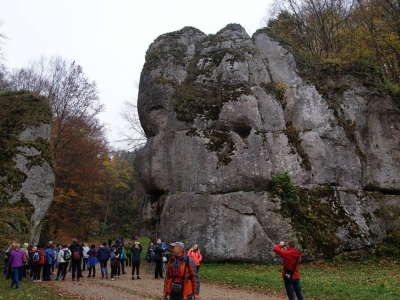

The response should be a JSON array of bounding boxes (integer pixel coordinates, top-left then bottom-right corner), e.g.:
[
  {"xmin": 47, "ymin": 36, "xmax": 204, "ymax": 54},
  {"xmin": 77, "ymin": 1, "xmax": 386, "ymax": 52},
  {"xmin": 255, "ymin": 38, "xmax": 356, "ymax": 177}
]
[
  {"xmin": 266, "ymin": 0, "xmax": 400, "ymax": 106},
  {"xmin": 0, "ymin": 91, "xmax": 52, "ymax": 200}
]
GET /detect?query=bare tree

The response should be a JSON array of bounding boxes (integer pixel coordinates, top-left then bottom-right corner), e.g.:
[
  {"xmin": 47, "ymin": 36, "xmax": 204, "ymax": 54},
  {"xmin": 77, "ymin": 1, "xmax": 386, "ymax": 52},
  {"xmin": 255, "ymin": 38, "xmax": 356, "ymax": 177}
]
[
  {"xmin": 0, "ymin": 22, "xmax": 9, "ymax": 91},
  {"xmin": 117, "ymin": 100, "xmax": 147, "ymax": 150},
  {"xmin": 268, "ymin": 0, "xmax": 357, "ymax": 58},
  {"xmin": 7, "ymin": 56, "xmax": 104, "ymax": 154}
]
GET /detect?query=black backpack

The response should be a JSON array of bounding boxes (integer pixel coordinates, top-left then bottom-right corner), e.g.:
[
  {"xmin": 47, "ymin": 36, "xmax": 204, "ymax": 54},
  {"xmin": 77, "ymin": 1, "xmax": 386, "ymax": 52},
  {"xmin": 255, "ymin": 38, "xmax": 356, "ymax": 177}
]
[
  {"xmin": 33, "ymin": 251, "xmax": 41, "ymax": 262},
  {"xmin": 63, "ymin": 249, "xmax": 71, "ymax": 260}
]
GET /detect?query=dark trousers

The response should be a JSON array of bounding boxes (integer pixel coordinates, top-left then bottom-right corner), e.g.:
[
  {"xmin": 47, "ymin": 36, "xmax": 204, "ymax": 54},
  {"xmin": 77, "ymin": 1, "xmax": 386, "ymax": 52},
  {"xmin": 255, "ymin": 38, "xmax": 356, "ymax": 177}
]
[
  {"xmin": 3, "ymin": 260, "xmax": 7, "ymax": 275},
  {"xmin": 126, "ymin": 254, "xmax": 132, "ymax": 266},
  {"xmin": 43, "ymin": 263, "xmax": 52, "ymax": 280},
  {"xmin": 284, "ymin": 279, "xmax": 304, "ymax": 300},
  {"xmin": 111, "ymin": 263, "xmax": 118, "ymax": 278},
  {"xmin": 155, "ymin": 260, "xmax": 163, "ymax": 278},
  {"xmin": 72, "ymin": 259, "xmax": 82, "ymax": 279},
  {"xmin": 56, "ymin": 262, "xmax": 68, "ymax": 279},
  {"xmin": 6, "ymin": 265, "xmax": 12, "ymax": 280},
  {"xmin": 32, "ymin": 264, "xmax": 42, "ymax": 280},
  {"xmin": 88, "ymin": 265, "xmax": 96, "ymax": 277},
  {"xmin": 132, "ymin": 261, "xmax": 140, "ymax": 276},
  {"xmin": 119, "ymin": 259, "xmax": 125, "ymax": 274}
]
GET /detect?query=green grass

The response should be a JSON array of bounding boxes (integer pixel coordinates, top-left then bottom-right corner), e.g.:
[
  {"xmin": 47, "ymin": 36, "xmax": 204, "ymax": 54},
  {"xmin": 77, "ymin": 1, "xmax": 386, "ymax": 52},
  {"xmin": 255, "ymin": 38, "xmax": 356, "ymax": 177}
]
[
  {"xmin": 200, "ymin": 259, "xmax": 400, "ymax": 300},
  {"xmin": 0, "ymin": 274, "xmax": 73, "ymax": 300}
]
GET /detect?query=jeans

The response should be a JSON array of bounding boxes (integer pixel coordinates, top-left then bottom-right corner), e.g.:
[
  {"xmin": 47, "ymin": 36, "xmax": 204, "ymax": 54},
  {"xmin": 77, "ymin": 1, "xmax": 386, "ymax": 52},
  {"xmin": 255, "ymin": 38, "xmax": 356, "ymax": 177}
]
[
  {"xmin": 11, "ymin": 266, "xmax": 24, "ymax": 289},
  {"xmin": 82, "ymin": 257, "xmax": 88, "ymax": 271},
  {"xmin": 119, "ymin": 259, "xmax": 125, "ymax": 274},
  {"xmin": 284, "ymin": 279, "xmax": 304, "ymax": 300},
  {"xmin": 100, "ymin": 260, "xmax": 108, "ymax": 277}
]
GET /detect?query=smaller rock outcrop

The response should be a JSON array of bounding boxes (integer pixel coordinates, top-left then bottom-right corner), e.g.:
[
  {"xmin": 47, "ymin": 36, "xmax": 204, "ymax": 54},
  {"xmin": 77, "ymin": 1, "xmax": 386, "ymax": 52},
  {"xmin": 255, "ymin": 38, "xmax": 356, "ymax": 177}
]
[{"xmin": 0, "ymin": 91, "xmax": 55, "ymax": 246}]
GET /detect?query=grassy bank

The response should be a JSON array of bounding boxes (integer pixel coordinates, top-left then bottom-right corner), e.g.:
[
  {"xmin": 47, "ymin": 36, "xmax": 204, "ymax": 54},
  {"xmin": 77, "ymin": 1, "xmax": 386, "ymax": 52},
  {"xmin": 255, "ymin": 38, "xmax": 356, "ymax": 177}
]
[
  {"xmin": 201, "ymin": 259, "xmax": 400, "ymax": 300},
  {"xmin": 0, "ymin": 275, "xmax": 73, "ymax": 300}
]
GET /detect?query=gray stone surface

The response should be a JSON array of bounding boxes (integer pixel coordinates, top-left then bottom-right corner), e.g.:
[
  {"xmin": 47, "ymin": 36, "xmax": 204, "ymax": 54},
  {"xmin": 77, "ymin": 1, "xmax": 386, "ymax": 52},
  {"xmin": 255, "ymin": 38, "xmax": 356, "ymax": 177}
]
[
  {"xmin": 11, "ymin": 125, "xmax": 54, "ymax": 245},
  {"xmin": 138, "ymin": 24, "xmax": 400, "ymax": 262}
]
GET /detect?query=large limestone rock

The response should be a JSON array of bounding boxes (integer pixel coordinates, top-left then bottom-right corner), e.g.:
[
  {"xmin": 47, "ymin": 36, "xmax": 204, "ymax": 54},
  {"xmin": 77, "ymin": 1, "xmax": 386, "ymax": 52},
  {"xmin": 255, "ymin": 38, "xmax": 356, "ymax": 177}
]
[
  {"xmin": 0, "ymin": 92, "xmax": 55, "ymax": 245},
  {"xmin": 138, "ymin": 24, "xmax": 400, "ymax": 262}
]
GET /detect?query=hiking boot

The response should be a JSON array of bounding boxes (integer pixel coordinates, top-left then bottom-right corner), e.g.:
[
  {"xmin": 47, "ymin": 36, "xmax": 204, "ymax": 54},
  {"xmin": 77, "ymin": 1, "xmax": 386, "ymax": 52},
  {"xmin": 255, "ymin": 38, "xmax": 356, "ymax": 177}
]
[
  {"xmin": 100, "ymin": 277, "xmax": 104, "ymax": 280},
  {"xmin": 137, "ymin": 276, "xmax": 141, "ymax": 279},
  {"xmin": 77, "ymin": 279, "xmax": 80, "ymax": 282},
  {"xmin": 132, "ymin": 276, "xmax": 135, "ymax": 280},
  {"xmin": 111, "ymin": 278, "xmax": 115, "ymax": 281},
  {"xmin": 72, "ymin": 278, "xmax": 75, "ymax": 281}
]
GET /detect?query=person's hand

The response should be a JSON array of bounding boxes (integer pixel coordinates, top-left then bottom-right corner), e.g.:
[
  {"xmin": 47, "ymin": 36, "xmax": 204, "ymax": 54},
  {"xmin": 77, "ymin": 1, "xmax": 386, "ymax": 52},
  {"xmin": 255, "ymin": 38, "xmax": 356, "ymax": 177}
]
[
  {"xmin": 280, "ymin": 241, "xmax": 285, "ymax": 246},
  {"xmin": 163, "ymin": 294, "xmax": 168, "ymax": 300},
  {"xmin": 193, "ymin": 295, "xmax": 199, "ymax": 300}
]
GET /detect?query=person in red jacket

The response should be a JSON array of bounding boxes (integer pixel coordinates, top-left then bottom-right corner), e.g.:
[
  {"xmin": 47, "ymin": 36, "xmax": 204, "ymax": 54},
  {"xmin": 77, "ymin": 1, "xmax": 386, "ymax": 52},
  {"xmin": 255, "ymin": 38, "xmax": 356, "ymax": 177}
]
[
  {"xmin": 273, "ymin": 240, "xmax": 304, "ymax": 300},
  {"xmin": 32, "ymin": 245, "xmax": 45, "ymax": 282},
  {"xmin": 187, "ymin": 244, "xmax": 202, "ymax": 273}
]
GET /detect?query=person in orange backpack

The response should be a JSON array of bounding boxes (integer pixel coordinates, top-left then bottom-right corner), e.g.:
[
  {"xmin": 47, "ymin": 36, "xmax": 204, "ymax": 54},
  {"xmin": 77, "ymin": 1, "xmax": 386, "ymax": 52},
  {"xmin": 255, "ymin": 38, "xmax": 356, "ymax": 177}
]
[
  {"xmin": 187, "ymin": 244, "xmax": 202, "ymax": 273},
  {"xmin": 164, "ymin": 242, "xmax": 199, "ymax": 300}
]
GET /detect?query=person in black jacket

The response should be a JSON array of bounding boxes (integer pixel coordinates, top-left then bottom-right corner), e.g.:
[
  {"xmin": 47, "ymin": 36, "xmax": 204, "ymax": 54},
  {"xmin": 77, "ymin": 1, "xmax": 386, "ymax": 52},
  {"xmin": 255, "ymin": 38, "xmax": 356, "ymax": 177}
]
[
  {"xmin": 131, "ymin": 241, "xmax": 143, "ymax": 280},
  {"xmin": 69, "ymin": 238, "xmax": 83, "ymax": 281},
  {"xmin": 154, "ymin": 238, "xmax": 166, "ymax": 279}
]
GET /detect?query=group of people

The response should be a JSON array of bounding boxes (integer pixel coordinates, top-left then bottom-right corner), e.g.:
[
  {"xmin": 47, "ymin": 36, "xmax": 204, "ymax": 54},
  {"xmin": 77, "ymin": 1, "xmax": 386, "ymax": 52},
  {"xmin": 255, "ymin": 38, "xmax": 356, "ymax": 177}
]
[{"xmin": 3, "ymin": 235, "xmax": 303, "ymax": 300}]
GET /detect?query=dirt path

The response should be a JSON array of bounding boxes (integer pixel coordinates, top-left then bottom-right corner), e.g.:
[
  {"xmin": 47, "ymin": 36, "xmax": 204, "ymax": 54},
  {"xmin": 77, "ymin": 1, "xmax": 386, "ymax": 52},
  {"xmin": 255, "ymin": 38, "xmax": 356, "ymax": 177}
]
[{"xmin": 45, "ymin": 265, "xmax": 286, "ymax": 300}]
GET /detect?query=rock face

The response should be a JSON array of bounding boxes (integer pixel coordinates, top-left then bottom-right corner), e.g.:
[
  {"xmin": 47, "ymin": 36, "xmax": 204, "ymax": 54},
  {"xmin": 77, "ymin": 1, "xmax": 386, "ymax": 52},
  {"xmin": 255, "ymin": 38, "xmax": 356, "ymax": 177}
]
[
  {"xmin": 138, "ymin": 24, "xmax": 400, "ymax": 262},
  {"xmin": 0, "ymin": 92, "xmax": 55, "ymax": 246}
]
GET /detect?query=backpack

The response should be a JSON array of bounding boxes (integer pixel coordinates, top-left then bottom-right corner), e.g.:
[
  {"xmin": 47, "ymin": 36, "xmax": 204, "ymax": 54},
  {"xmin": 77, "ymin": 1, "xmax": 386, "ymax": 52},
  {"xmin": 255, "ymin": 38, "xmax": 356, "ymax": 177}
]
[
  {"xmin": 63, "ymin": 249, "xmax": 71, "ymax": 261},
  {"xmin": 120, "ymin": 249, "xmax": 124, "ymax": 259},
  {"xmin": 72, "ymin": 250, "xmax": 80, "ymax": 260},
  {"xmin": 33, "ymin": 251, "xmax": 41, "ymax": 262}
]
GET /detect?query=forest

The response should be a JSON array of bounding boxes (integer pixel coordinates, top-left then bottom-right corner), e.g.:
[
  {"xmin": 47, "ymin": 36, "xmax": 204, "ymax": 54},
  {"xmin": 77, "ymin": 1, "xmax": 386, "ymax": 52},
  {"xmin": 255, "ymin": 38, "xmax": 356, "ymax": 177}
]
[
  {"xmin": 266, "ymin": 0, "xmax": 399, "ymax": 97},
  {"xmin": 0, "ymin": 56, "xmax": 146, "ymax": 243}
]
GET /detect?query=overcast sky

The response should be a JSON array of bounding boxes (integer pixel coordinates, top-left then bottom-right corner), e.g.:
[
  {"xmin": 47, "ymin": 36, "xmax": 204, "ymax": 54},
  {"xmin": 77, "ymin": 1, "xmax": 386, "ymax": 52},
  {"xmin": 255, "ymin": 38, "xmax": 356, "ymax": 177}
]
[{"xmin": 1, "ymin": 0, "xmax": 273, "ymax": 148}]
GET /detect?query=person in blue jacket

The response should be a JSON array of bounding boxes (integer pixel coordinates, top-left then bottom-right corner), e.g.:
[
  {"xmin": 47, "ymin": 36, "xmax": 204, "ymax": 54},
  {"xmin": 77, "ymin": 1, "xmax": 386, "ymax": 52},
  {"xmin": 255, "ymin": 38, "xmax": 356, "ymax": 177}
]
[
  {"xmin": 96, "ymin": 242, "xmax": 111, "ymax": 279},
  {"xmin": 43, "ymin": 243, "xmax": 54, "ymax": 281}
]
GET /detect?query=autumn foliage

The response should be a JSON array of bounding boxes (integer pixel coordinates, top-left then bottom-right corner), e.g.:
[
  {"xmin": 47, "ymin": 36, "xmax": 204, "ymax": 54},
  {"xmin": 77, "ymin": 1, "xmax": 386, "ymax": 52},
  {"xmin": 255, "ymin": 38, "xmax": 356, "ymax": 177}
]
[{"xmin": 267, "ymin": 0, "xmax": 400, "ymax": 87}]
